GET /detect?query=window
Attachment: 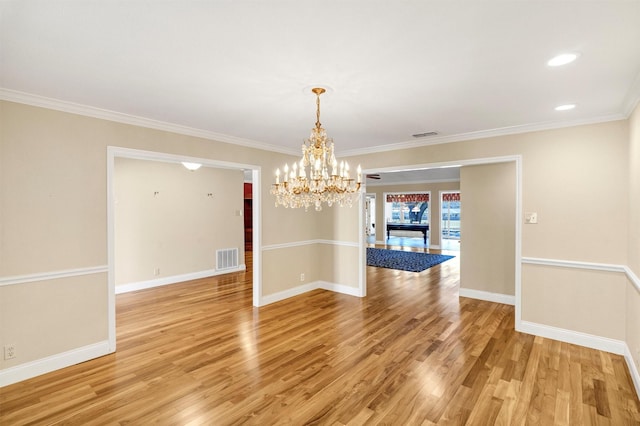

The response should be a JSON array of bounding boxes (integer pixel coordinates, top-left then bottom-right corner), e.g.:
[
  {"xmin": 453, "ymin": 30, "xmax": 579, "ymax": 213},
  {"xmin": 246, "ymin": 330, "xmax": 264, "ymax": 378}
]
[
  {"xmin": 441, "ymin": 191, "xmax": 460, "ymax": 239},
  {"xmin": 385, "ymin": 192, "xmax": 429, "ymax": 224}
]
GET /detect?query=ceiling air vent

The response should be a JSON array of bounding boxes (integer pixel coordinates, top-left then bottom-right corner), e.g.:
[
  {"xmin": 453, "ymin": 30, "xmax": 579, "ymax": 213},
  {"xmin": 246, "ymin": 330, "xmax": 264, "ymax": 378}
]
[{"xmin": 412, "ymin": 131, "xmax": 439, "ymax": 138}]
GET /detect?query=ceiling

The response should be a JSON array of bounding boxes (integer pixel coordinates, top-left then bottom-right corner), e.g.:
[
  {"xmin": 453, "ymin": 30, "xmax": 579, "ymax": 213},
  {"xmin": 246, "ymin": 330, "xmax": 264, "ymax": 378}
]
[
  {"xmin": 1, "ymin": 1, "xmax": 640, "ymax": 157},
  {"xmin": 365, "ymin": 167, "xmax": 460, "ymax": 186}
]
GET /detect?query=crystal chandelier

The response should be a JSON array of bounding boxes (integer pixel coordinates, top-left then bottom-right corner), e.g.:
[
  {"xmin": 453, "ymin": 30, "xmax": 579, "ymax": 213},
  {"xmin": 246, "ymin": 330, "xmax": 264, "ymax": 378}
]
[{"xmin": 271, "ymin": 88, "xmax": 362, "ymax": 211}]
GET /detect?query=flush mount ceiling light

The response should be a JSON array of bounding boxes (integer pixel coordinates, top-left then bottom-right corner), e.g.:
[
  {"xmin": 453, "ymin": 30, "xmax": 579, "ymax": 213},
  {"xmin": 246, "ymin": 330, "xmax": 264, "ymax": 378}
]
[
  {"xmin": 555, "ymin": 104, "xmax": 576, "ymax": 111},
  {"xmin": 271, "ymin": 87, "xmax": 362, "ymax": 211},
  {"xmin": 547, "ymin": 52, "xmax": 580, "ymax": 67},
  {"xmin": 181, "ymin": 162, "xmax": 202, "ymax": 171}
]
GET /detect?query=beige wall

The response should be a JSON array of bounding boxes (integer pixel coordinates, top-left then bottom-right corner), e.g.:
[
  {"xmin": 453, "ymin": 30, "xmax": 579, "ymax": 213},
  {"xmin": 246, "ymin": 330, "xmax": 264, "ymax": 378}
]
[
  {"xmin": 262, "ymin": 245, "xmax": 322, "ymax": 294},
  {"xmin": 366, "ymin": 181, "xmax": 460, "ymax": 246},
  {"xmin": 0, "ymin": 103, "xmax": 107, "ymax": 276},
  {"xmin": 348, "ymin": 120, "xmax": 629, "ymax": 263},
  {"xmin": 460, "ymin": 163, "xmax": 516, "ymax": 296},
  {"xmin": 0, "ymin": 100, "xmax": 358, "ymax": 372},
  {"xmin": 0, "ymin": 274, "xmax": 108, "ymax": 369},
  {"xmin": 325, "ymin": 197, "xmax": 361, "ymax": 242},
  {"xmin": 522, "ymin": 265, "xmax": 626, "ymax": 339},
  {"xmin": 629, "ymin": 103, "xmax": 640, "ymax": 275},
  {"xmin": 345, "ymin": 119, "xmax": 629, "ymax": 342},
  {"xmin": 319, "ymin": 244, "xmax": 360, "ymax": 289},
  {"xmin": 261, "ymin": 244, "xmax": 360, "ymax": 293},
  {"xmin": 114, "ymin": 158, "xmax": 245, "ymax": 286},
  {"xmin": 627, "ymin": 102, "xmax": 640, "ymax": 373},
  {"xmin": 1, "ymin": 97, "xmax": 638, "ymax": 385}
]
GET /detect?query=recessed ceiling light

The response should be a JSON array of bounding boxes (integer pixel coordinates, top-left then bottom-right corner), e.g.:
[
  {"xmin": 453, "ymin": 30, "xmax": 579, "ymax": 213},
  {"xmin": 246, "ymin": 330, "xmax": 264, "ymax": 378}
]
[
  {"xmin": 547, "ymin": 53, "xmax": 579, "ymax": 67},
  {"xmin": 555, "ymin": 104, "xmax": 576, "ymax": 111}
]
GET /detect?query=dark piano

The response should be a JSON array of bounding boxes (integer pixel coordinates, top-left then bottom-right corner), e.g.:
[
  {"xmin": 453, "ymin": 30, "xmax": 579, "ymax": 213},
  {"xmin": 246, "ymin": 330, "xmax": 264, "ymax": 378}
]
[{"xmin": 386, "ymin": 222, "xmax": 429, "ymax": 244}]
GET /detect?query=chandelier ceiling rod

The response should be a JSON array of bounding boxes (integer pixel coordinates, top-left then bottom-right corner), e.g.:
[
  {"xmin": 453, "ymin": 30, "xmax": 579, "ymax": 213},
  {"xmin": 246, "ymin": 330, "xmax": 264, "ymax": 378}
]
[{"xmin": 312, "ymin": 87, "xmax": 324, "ymax": 132}]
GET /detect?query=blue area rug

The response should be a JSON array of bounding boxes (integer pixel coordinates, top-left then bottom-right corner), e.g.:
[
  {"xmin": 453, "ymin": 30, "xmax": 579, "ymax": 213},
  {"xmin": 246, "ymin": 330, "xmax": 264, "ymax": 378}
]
[{"xmin": 366, "ymin": 248, "xmax": 454, "ymax": 272}]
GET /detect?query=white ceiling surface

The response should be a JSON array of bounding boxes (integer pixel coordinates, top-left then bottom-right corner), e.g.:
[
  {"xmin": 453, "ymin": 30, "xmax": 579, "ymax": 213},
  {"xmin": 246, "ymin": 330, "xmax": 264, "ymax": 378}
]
[
  {"xmin": 365, "ymin": 167, "xmax": 460, "ymax": 186},
  {"xmin": 1, "ymin": 2, "xmax": 640, "ymax": 157}
]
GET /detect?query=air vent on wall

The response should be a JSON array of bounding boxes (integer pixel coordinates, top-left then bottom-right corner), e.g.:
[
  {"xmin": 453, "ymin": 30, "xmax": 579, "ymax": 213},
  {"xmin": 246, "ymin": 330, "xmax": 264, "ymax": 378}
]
[
  {"xmin": 412, "ymin": 131, "xmax": 439, "ymax": 138},
  {"xmin": 217, "ymin": 248, "xmax": 239, "ymax": 270}
]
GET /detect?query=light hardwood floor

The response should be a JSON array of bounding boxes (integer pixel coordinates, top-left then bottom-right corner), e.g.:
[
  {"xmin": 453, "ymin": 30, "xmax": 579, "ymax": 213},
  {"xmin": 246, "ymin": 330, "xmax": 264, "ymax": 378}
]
[{"xmin": 1, "ymin": 246, "xmax": 639, "ymax": 425}]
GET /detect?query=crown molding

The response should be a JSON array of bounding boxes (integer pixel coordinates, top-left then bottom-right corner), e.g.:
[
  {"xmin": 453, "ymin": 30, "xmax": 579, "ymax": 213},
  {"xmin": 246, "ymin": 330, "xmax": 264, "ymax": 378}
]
[
  {"xmin": 0, "ymin": 88, "xmax": 299, "ymax": 156},
  {"xmin": 340, "ymin": 113, "xmax": 627, "ymax": 158},
  {"xmin": 2, "ymin": 88, "xmax": 632, "ymax": 159},
  {"xmin": 622, "ymin": 68, "xmax": 640, "ymax": 117}
]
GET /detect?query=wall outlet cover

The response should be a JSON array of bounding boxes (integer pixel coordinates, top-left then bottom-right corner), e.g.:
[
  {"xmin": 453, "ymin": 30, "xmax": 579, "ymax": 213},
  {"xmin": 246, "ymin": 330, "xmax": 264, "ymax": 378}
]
[{"xmin": 525, "ymin": 212, "xmax": 538, "ymax": 224}]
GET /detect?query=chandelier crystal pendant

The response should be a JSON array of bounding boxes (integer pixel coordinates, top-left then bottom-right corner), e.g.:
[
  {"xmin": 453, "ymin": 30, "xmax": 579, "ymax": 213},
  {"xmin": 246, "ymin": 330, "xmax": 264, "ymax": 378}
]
[{"xmin": 271, "ymin": 88, "xmax": 362, "ymax": 211}]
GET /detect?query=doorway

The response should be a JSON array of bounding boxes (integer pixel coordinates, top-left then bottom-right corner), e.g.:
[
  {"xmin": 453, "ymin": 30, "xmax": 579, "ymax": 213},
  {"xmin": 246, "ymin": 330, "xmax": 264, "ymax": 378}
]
[
  {"xmin": 361, "ymin": 156, "xmax": 521, "ymax": 326},
  {"xmin": 440, "ymin": 191, "xmax": 461, "ymax": 251},
  {"xmin": 365, "ymin": 193, "xmax": 376, "ymax": 244},
  {"xmin": 244, "ymin": 181, "xmax": 253, "ymax": 251},
  {"xmin": 106, "ymin": 146, "xmax": 262, "ymax": 352}
]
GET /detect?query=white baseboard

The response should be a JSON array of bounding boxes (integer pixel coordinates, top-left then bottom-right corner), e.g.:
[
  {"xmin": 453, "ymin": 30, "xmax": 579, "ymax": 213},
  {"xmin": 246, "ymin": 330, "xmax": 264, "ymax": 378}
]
[
  {"xmin": 519, "ymin": 322, "xmax": 634, "ymax": 398},
  {"xmin": 115, "ymin": 265, "xmax": 246, "ymax": 294},
  {"xmin": 318, "ymin": 281, "xmax": 363, "ymax": 297},
  {"xmin": 459, "ymin": 287, "xmax": 515, "ymax": 306},
  {"xmin": 517, "ymin": 322, "xmax": 639, "ymax": 399},
  {"xmin": 0, "ymin": 340, "xmax": 111, "ymax": 387},
  {"xmin": 259, "ymin": 280, "xmax": 362, "ymax": 306},
  {"xmin": 624, "ymin": 343, "xmax": 640, "ymax": 399},
  {"xmin": 518, "ymin": 320, "xmax": 626, "ymax": 355},
  {"xmin": 259, "ymin": 282, "xmax": 319, "ymax": 306}
]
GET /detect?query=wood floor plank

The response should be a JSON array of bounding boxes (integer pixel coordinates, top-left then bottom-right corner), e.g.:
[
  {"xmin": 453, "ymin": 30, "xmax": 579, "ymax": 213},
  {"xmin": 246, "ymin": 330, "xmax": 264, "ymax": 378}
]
[{"xmin": 1, "ymin": 246, "xmax": 639, "ymax": 425}]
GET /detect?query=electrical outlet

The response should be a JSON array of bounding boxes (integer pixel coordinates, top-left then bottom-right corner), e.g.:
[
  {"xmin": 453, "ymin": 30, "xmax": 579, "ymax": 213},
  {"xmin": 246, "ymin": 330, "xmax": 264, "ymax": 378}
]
[
  {"xmin": 154, "ymin": 268, "xmax": 160, "ymax": 276},
  {"xmin": 525, "ymin": 212, "xmax": 538, "ymax": 224},
  {"xmin": 4, "ymin": 344, "xmax": 16, "ymax": 360},
  {"xmin": 300, "ymin": 273, "xmax": 305, "ymax": 282}
]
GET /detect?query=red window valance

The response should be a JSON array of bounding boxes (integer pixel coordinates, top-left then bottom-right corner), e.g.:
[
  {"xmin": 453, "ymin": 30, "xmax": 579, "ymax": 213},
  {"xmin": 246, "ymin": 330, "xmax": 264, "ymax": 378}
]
[
  {"xmin": 442, "ymin": 192, "xmax": 460, "ymax": 202},
  {"xmin": 386, "ymin": 193, "xmax": 429, "ymax": 203}
]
